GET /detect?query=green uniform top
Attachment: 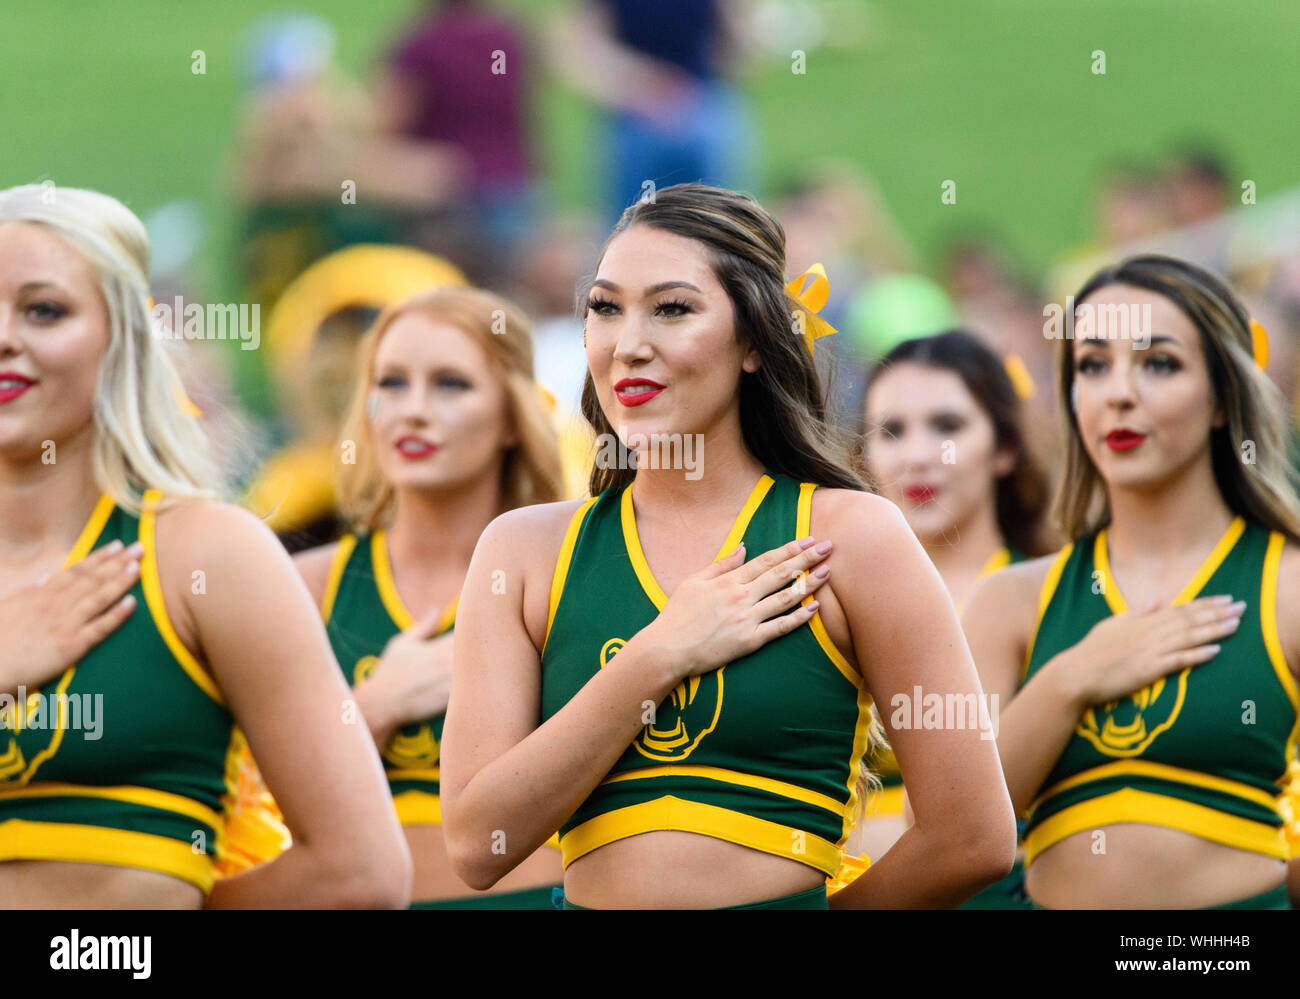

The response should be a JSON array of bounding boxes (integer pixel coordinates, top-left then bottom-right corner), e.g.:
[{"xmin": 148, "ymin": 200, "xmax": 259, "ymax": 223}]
[
  {"xmin": 321, "ymin": 531, "xmax": 455, "ymax": 826},
  {"xmin": 1020, "ymin": 516, "xmax": 1300, "ymax": 866},
  {"xmin": 539, "ymin": 471, "xmax": 874, "ymax": 878},
  {"xmin": 0, "ymin": 492, "xmax": 238, "ymax": 893}
]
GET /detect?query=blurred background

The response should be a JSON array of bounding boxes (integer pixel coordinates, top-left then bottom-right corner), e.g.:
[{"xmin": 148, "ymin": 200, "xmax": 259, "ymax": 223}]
[{"xmin": 6, "ymin": 0, "xmax": 1300, "ymax": 539}]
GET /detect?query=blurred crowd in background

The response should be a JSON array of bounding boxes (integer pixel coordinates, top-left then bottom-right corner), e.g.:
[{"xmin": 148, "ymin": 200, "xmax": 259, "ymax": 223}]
[{"xmin": 142, "ymin": 0, "xmax": 1300, "ymax": 551}]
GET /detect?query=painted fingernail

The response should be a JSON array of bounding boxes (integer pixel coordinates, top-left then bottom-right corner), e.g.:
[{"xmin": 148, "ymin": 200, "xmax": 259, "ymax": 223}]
[
  {"xmin": 125, "ymin": 560, "xmax": 140, "ymax": 577},
  {"xmin": 806, "ymin": 600, "xmax": 820, "ymax": 613},
  {"xmin": 105, "ymin": 539, "xmax": 124, "ymax": 554},
  {"xmin": 815, "ymin": 541, "xmax": 833, "ymax": 555},
  {"xmin": 797, "ymin": 536, "xmax": 815, "ymax": 549},
  {"xmin": 814, "ymin": 564, "xmax": 830, "ymax": 578},
  {"xmin": 1230, "ymin": 601, "xmax": 1246, "ymax": 614},
  {"xmin": 127, "ymin": 542, "xmax": 144, "ymax": 558}
]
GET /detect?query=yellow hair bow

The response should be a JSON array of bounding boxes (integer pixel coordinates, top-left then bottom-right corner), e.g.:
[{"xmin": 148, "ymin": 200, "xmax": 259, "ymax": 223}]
[
  {"xmin": 1002, "ymin": 352, "xmax": 1036, "ymax": 401},
  {"xmin": 536, "ymin": 383, "xmax": 557, "ymax": 417},
  {"xmin": 1250, "ymin": 318, "xmax": 1269, "ymax": 369},
  {"xmin": 785, "ymin": 263, "xmax": 838, "ymax": 357}
]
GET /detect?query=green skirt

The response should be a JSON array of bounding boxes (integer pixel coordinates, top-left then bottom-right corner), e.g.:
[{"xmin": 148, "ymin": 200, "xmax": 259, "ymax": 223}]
[
  {"xmin": 1028, "ymin": 882, "xmax": 1291, "ymax": 910},
  {"xmin": 562, "ymin": 884, "xmax": 829, "ymax": 910},
  {"xmin": 411, "ymin": 883, "xmax": 563, "ymax": 910}
]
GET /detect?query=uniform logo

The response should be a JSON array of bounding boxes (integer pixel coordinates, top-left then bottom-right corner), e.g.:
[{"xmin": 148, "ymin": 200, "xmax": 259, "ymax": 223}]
[
  {"xmin": 1076, "ymin": 669, "xmax": 1188, "ymax": 757},
  {"xmin": 0, "ymin": 674, "xmax": 72, "ymax": 787},
  {"xmin": 600, "ymin": 638, "xmax": 724, "ymax": 762},
  {"xmin": 353, "ymin": 656, "xmax": 440, "ymax": 770}
]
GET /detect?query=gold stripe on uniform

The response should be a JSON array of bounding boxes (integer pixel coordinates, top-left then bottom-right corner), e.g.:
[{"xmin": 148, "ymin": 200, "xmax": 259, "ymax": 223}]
[
  {"xmin": 1020, "ymin": 543, "xmax": 1073, "ymax": 686},
  {"xmin": 1261, "ymin": 532, "xmax": 1300, "ymax": 775},
  {"xmin": 1027, "ymin": 759, "xmax": 1284, "ymax": 819},
  {"xmin": 0, "ymin": 780, "xmax": 224, "ymax": 831},
  {"xmin": 560, "ymin": 795, "xmax": 843, "ymax": 876},
  {"xmin": 0, "ymin": 819, "xmax": 216, "ymax": 891},
  {"xmin": 320, "ymin": 534, "xmax": 358, "ymax": 624},
  {"xmin": 542, "ymin": 497, "xmax": 599, "ymax": 658},
  {"xmin": 139, "ymin": 490, "xmax": 225, "ymax": 706},
  {"xmin": 602, "ymin": 765, "xmax": 846, "ymax": 816},
  {"xmin": 1022, "ymin": 787, "xmax": 1290, "ymax": 865}
]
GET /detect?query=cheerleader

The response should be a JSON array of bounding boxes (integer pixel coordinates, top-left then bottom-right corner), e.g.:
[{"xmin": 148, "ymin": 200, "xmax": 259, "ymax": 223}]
[
  {"xmin": 856, "ymin": 329, "xmax": 1049, "ymax": 900},
  {"xmin": 441, "ymin": 182, "xmax": 1016, "ymax": 908},
  {"xmin": 0, "ymin": 185, "xmax": 409, "ymax": 908},
  {"xmin": 966, "ymin": 255, "xmax": 1299, "ymax": 908},
  {"xmin": 293, "ymin": 285, "xmax": 567, "ymax": 907}
]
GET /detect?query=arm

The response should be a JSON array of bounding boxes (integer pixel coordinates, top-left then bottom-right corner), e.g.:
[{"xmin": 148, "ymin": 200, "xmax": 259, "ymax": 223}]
[
  {"xmin": 961, "ymin": 562, "xmax": 1081, "ymax": 816},
  {"xmin": 439, "ymin": 505, "xmax": 684, "ymax": 890},
  {"xmin": 826, "ymin": 494, "xmax": 1016, "ymax": 908},
  {"xmin": 159, "ymin": 503, "xmax": 411, "ymax": 908}
]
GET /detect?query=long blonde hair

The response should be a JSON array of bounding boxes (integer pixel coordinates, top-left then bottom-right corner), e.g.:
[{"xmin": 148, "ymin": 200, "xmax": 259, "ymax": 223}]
[
  {"xmin": 1054, "ymin": 254, "xmax": 1300, "ymax": 541},
  {"xmin": 336, "ymin": 285, "xmax": 565, "ymax": 532},
  {"xmin": 0, "ymin": 185, "xmax": 224, "ymax": 512}
]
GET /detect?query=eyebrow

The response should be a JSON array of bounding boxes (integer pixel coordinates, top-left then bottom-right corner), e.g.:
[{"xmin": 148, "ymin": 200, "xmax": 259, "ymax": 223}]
[
  {"xmin": 1077, "ymin": 335, "xmax": 1179, "ymax": 349},
  {"xmin": 591, "ymin": 279, "xmax": 703, "ymax": 296},
  {"xmin": 18, "ymin": 281, "xmax": 67, "ymax": 295}
]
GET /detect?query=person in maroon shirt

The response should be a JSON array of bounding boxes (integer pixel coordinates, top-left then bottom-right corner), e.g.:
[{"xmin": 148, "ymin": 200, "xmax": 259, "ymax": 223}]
[{"xmin": 381, "ymin": 0, "xmax": 539, "ymax": 254}]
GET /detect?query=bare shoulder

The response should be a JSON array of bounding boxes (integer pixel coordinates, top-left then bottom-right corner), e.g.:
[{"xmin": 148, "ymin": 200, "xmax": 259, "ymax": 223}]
[
  {"xmin": 293, "ymin": 542, "xmax": 344, "ymax": 607},
  {"xmin": 966, "ymin": 551, "xmax": 1062, "ymax": 622},
  {"xmin": 809, "ymin": 487, "xmax": 913, "ymax": 553},
  {"xmin": 474, "ymin": 498, "xmax": 593, "ymax": 649},
  {"xmin": 151, "ymin": 497, "xmax": 285, "ymax": 570}
]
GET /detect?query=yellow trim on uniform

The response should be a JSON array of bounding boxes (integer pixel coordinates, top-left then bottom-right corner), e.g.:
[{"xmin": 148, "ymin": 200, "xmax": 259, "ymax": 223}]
[
  {"xmin": 1020, "ymin": 543, "xmax": 1074, "ymax": 685},
  {"xmin": 1027, "ymin": 759, "xmax": 1284, "ymax": 819},
  {"xmin": 559, "ymin": 795, "xmax": 843, "ymax": 876},
  {"xmin": 69, "ymin": 493, "xmax": 117, "ymax": 565},
  {"xmin": 320, "ymin": 534, "xmax": 357, "ymax": 623},
  {"xmin": 1022, "ymin": 787, "xmax": 1290, "ymax": 866},
  {"xmin": 139, "ymin": 491, "xmax": 225, "ymax": 706},
  {"xmin": 393, "ymin": 790, "xmax": 442, "ymax": 826},
  {"xmin": 1261, "ymin": 532, "xmax": 1300, "ymax": 777},
  {"xmin": 795, "ymin": 482, "xmax": 862, "ymax": 690},
  {"xmin": 386, "ymin": 767, "xmax": 441, "ymax": 782},
  {"xmin": 866, "ymin": 783, "xmax": 906, "ymax": 817},
  {"xmin": 977, "ymin": 546, "xmax": 1012, "ymax": 580},
  {"xmin": 621, "ymin": 474, "xmax": 774, "ymax": 611},
  {"xmin": 542, "ymin": 497, "xmax": 600, "ymax": 659},
  {"xmin": 840, "ymin": 684, "xmax": 875, "ymax": 844},
  {"xmin": 6, "ymin": 670, "xmax": 75, "ymax": 786},
  {"xmin": 0, "ymin": 819, "xmax": 216, "ymax": 892},
  {"xmin": 371, "ymin": 531, "xmax": 416, "ymax": 631},
  {"xmin": 601, "ymin": 765, "xmax": 846, "ymax": 817},
  {"xmin": 1093, "ymin": 516, "xmax": 1245, "ymax": 615},
  {"xmin": 0, "ymin": 781, "xmax": 224, "ymax": 831}
]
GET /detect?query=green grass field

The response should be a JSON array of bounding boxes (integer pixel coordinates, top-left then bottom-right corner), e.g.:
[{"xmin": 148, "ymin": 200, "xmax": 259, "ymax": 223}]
[{"xmin": 4, "ymin": 0, "xmax": 1298, "ymax": 300}]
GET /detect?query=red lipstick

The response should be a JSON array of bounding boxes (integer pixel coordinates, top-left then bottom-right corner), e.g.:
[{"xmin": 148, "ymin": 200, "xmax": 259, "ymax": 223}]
[
  {"xmin": 903, "ymin": 484, "xmax": 939, "ymax": 504},
  {"xmin": 614, "ymin": 377, "xmax": 665, "ymax": 407},
  {"xmin": 0, "ymin": 372, "xmax": 34, "ymax": 404},
  {"xmin": 395, "ymin": 436, "xmax": 439, "ymax": 460},
  {"xmin": 1106, "ymin": 429, "xmax": 1146, "ymax": 452}
]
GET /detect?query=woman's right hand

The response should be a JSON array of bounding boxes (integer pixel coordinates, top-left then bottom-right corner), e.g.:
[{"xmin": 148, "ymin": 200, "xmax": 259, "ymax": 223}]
[
  {"xmin": 641, "ymin": 536, "xmax": 834, "ymax": 682},
  {"xmin": 1065, "ymin": 594, "xmax": 1246, "ymax": 706},
  {"xmin": 0, "ymin": 540, "xmax": 141, "ymax": 692}
]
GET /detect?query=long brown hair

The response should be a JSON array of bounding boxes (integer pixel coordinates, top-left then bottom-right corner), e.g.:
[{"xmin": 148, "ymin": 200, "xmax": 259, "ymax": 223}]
[
  {"xmin": 336, "ymin": 285, "xmax": 565, "ymax": 532},
  {"xmin": 1054, "ymin": 254, "xmax": 1300, "ymax": 541},
  {"xmin": 577, "ymin": 183, "xmax": 869, "ymax": 495},
  {"xmin": 863, "ymin": 330, "xmax": 1051, "ymax": 557}
]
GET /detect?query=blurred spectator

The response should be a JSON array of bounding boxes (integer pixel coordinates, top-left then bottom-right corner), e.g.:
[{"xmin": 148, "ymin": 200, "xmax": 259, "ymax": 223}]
[
  {"xmin": 381, "ymin": 0, "xmax": 541, "ymax": 274},
  {"xmin": 508, "ymin": 212, "xmax": 601, "ymax": 498},
  {"xmin": 230, "ymin": 13, "xmax": 465, "ymax": 318},
  {"xmin": 551, "ymin": 0, "xmax": 759, "ymax": 221}
]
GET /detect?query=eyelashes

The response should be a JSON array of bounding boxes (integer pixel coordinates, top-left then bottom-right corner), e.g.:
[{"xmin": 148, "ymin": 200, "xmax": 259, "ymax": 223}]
[{"xmin": 585, "ymin": 297, "xmax": 694, "ymax": 317}]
